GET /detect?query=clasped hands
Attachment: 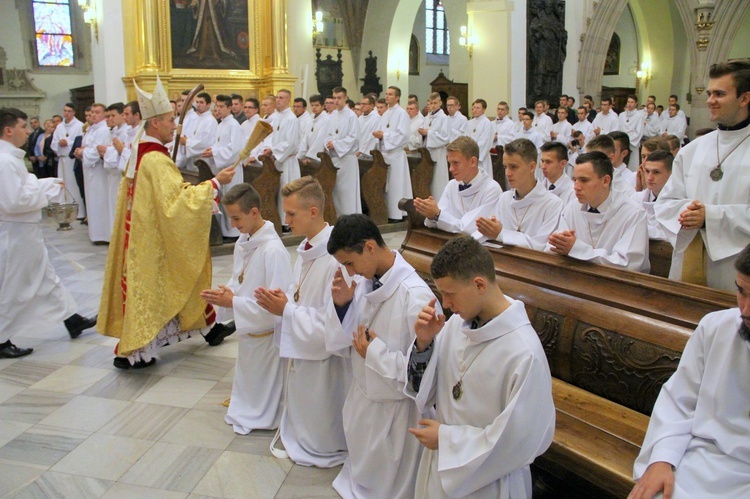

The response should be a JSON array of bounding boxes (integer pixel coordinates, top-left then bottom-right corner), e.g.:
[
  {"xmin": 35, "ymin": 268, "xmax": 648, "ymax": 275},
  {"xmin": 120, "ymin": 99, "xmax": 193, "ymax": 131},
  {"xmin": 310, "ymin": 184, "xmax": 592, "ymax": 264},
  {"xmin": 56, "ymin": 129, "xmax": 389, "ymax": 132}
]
[{"xmin": 678, "ymin": 200, "xmax": 705, "ymax": 230}]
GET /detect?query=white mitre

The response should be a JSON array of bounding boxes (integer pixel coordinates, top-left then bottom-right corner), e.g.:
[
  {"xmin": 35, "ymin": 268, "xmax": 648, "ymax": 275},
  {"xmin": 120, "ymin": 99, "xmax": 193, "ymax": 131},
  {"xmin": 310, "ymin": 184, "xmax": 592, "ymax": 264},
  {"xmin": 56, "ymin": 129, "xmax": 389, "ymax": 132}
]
[{"xmin": 126, "ymin": 75, "xmax": 172, "ymax": 178}]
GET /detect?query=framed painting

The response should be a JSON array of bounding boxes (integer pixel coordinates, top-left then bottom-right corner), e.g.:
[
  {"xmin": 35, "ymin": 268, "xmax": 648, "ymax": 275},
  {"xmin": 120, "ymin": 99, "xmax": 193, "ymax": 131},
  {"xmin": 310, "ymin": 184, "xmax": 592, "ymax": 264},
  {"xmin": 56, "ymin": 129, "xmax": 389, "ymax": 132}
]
[{"xmin": 604, "ymin": 32, "xmax": 620, "ymax": 76}]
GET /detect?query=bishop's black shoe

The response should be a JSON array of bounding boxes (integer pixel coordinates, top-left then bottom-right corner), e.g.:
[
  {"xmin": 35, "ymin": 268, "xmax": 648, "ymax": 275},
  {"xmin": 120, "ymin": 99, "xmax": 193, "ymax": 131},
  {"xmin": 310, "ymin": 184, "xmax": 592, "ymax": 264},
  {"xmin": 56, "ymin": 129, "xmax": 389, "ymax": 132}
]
[
  {"xmin": 113, "ymin": 357, "xmax": 156, "ymax": 369},
  {"xmin": 203, "ymin": 321, "xmax": 237, "ymax": 346},
  {"xmin": 0, "ymin": 341, "xmax": 33, "ymax": 359},
  {"xmin": 64, "ymin": 314, "xmax": 98, "ymax": 339}
]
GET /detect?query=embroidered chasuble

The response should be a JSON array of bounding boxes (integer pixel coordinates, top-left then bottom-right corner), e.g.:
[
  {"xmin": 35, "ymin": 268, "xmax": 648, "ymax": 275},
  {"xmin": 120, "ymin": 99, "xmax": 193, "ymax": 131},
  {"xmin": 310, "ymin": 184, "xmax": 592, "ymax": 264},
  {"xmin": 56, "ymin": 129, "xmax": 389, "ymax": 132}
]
[{"xmin": 98, "ymin": 141, "xmax": 216, "ymax": 355}]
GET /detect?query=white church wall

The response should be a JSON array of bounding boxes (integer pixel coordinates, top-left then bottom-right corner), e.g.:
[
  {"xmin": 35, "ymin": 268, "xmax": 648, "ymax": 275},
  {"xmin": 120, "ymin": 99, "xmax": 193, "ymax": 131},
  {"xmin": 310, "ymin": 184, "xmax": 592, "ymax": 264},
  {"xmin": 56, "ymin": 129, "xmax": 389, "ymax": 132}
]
[
  {"xmin": 562, "ymin": 0, "xmax": 586, "ymax": 101},
  {"xmin": 509, "ymin": 0, "xmax": 527, "ymax": 111},
  {"xmin": 727, "ymin": 6, "xmax": 750, "ymax": 60},
  {"xmin": 91, "ymin": 0, "xmax": 126, "ymax": 105}
]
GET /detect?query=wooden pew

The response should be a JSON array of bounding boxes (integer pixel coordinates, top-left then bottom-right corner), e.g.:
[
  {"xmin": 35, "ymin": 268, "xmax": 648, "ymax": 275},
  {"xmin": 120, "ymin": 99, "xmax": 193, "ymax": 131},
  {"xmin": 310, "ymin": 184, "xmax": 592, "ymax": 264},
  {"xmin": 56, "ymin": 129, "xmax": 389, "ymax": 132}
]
[
  {"xmin": 408, "ymin": 147, "xmax": 434, "ymax": 200},
  {"xmin": 491, "ymin": 149, "xmax": 508, "ymax": 190},
  {"xmin": 296, "ymin": 153, "xmax": 339, "ymax": 225},
  {"xmin": 358, "ymin": 149, "xmax": 389, "ymax": 225},
  {"xmin": 246, "ymin": 155, "xmax": 282, "ymax": 234},
  {"xmin": 396, "ymin": 204, "xmax": 734, "ymax": 498}
]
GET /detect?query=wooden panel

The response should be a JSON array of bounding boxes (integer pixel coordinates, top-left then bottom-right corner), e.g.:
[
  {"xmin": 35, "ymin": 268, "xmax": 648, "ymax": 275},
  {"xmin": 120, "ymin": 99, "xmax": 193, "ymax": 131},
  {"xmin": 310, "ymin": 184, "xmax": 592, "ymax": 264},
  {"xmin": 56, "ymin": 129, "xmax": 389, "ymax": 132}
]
[
  {"xmin": 410, "ymin": 148, "xmax": 434, "ymax": 200},
  {"xmin": 255, "ymin": 155, "xmax": 282, "ymax": 234},
  {"xmin": 313, "ymin": 153, "xmax": 339, "ymax": 225},
  {"xmin": 361, "ymin": 149, "xmax": 389, "ymax": 225}
]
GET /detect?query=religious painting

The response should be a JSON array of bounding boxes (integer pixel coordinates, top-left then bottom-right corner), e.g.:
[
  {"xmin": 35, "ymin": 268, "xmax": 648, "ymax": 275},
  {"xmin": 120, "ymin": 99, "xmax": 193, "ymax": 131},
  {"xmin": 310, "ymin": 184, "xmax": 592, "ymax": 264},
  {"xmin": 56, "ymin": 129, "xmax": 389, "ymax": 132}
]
[
  {"xmin": 170, "ymin": 0, "xmax": 250, "ymax": 70},
  {"xmin": 604, "ymin": 33, "xmax": 621, "ymax": 75}
]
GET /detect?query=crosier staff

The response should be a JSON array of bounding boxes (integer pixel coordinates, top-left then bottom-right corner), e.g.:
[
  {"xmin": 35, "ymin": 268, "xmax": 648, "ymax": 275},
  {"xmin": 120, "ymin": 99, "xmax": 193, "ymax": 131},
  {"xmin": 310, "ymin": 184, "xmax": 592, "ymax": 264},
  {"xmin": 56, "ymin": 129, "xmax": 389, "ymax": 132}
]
[{"xmin": 172, "ymin": 83, "xmax": 205, "ymax": 162}]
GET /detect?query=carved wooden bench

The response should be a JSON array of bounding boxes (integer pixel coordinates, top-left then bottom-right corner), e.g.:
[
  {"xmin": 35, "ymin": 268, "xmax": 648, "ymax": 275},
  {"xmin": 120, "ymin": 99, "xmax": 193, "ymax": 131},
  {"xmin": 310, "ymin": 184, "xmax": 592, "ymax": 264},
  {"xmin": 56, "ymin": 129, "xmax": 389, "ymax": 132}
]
[
  {"xmin": 358, "ymin": 150, "xmax": 389, "ymax": 225},
  {"xmin": 396, "ymin": 217, "xmax": 734, "ymax": 497}
]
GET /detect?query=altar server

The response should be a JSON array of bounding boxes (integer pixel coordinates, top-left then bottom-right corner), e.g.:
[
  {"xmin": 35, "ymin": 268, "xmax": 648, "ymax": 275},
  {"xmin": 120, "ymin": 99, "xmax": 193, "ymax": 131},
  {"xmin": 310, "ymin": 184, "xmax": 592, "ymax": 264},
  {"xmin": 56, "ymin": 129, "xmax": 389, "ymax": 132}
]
[
  {"xmin": 326, "ymin": 214, "xmax": 438, "ymax": 499},
  {"xmin": 255, "ymin": 176, "xmax": 350, "ymax": 467},
  {"xmin": 406, "ymin": 236, "xmax": 555, "ymax": 498},
  {"xmin": 79, "ymin": 103, "xmax": 113, "ymax": 243},
  {"xmin": 539, "ymin": 141, "xmax": 575, "ymax": 206},
  {"xmin": 416, "ymin": 136, "xmax": 501, "ymax": 235},
  {"xmin": 201, "ymin": 183, "xmax": 292, "ymax": 434},
  {"xmin": 633, "ymin": 150, "xmax": 672, "ymax": 241},
  {"xmin": 548, "ymin": 151, "xmax": 650, "ymax": 272},
  {"xmin": 419, "ymin": 92, "xmax": 451, "ymax": 200},
  {"xmin": 177, "ymin": 92, "xmax": 217, "ymax": 172},
  {"xmin": 466, "ymin": 99, "xmax": 496, "ymax": 176},
  {"xmin": 51, "ymin": 103, "xmax": 85, "ymax": 218},
  {"xmin": 619, "ymin": 95, "xmax": 645, "ymax": 171},
  {"xmin": 262, "ymin": 89, "xmax": 300, "ymax": 225},
  {"xmin": 325, "ymin": 87, "xmax": 361, "ymax": 215},
  {"xmin": 446, "ymin": 96, "xmax": 468, "ymax": 142},
  {"xmin": 592, "ymin": 97, "xmax": 620, "ymax": 135},
  {"xmin": 476, "ymin": 138, "xmax": 563, "ymax": 250},
  {"xmin": 102, "ymin": 102, "xmax": 131, "ymax": 233}
]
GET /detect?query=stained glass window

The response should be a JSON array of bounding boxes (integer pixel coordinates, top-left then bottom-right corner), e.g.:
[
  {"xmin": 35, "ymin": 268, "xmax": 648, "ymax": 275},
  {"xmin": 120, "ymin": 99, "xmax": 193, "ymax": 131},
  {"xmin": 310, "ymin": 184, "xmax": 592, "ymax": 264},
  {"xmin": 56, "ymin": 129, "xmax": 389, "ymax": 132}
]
[
  {"xmin": 425, "ymin": 1, "xmax": 450, "ymax": 56},
  {"xmin": 33, "ymin": 0, "xmax": 75, "ymax": 67}
]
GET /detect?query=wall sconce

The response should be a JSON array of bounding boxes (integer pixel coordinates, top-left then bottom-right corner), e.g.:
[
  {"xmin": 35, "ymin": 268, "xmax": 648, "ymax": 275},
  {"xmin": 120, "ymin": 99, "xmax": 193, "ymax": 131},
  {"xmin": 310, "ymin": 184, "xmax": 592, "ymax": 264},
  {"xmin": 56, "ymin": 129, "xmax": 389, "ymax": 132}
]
[
  {"xmin": 312, "ymin": 10, "xmax": 323, "ymax": 40},
  {"xmin": 636, "ymin": 63, "xmax": 652, "ymax": 87},
  {"xmin": 459, "ymin": 25, "xmax": 474, "ymax": 59},
  {"xmin": 395, "ymin": 60, "xmax": 403, "ymax": 81},
  {"xmin": 78, "ymin": 0, "xmax": 98, "ymax": 41}
]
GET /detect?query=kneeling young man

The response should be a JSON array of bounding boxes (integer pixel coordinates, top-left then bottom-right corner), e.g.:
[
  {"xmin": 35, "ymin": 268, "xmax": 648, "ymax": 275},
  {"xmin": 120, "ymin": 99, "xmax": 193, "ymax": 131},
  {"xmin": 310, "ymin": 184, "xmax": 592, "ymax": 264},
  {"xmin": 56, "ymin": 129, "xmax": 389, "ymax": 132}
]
[
  {"xmin": 633, "ymin": 150, "xmax": 673, "ymax": 241},
  {"xmin": 327, "ymin": 214, "xmax": 437, "ymax": 499},
  {"xmin": 547, "ymin": 151, "xmax": 650, "ymax": 272},
  {"xmin": 406, "ymin": 236, "xmax": 554, "ymax": 498},
  {"xmin": 476, "ymin": 138, "xmax": 563, "ymax": 250},
  {"xmin": 629, "ymin": 244, "xmax": 750, "ymax": 499},
  {"xmin": 201, "ymin": 184, "xmax": 293, "ymax": 435},
  {"xmin": 255, "ymin": 176, "xmax": 350, "ymax": 467}
]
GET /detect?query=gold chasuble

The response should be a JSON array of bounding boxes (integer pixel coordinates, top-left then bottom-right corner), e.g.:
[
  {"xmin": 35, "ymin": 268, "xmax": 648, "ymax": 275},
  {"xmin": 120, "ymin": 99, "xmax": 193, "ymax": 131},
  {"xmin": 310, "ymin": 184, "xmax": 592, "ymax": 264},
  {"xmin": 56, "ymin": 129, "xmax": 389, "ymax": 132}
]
[{"xmin": 99, "ymin": 141, "xmax": 216, "ymax": 356}]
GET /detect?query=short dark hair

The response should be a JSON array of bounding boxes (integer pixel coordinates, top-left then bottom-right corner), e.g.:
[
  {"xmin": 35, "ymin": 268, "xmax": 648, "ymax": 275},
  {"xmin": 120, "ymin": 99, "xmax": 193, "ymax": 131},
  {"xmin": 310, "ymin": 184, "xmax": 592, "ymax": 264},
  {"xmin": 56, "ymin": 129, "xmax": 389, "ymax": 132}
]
[
  {"xmin": 609, "ymin": 131, "xmax": 631, "ymax": 158},
  {"xmin": 196, "ymin": 92, "xmax": 211, "ymax": 104},
  {"xmin": 734, "ymin": 243, "xmax": 750, "ymax": 276},
  {"xmin": 665, "ymin": 134, "xmax": 681, "ymax": 150},
  {"xmin": 246, "ymin": 97, "xmax": 260, "ymax": 109},
  {"xmin": 64, "ymin": 102, "xmax": 75, "ymax": 111},
  {"xmin": 223, "ymin": 183, "xmax": 261, "ymax": 212},
  {"xmin": 670, "ymin": 103, "xmax": 681, "ymax": 111},
  {"xmin": 601, "ymin": 97, "xmax": 612, "ymax": 105},
  {"xmin": 584, "ymin": 94, "xmax": 593, "ymax": 102},
  {"xmin": 540, "ymin": 141, "xmax": 568, "ymax": 161},
  {"xmin": 431, "ymin": 236, "xmax": 496, "ymax": 282},
  {"xmin": 362, "ymin": 94, "xmax": 376, "ymax": 105},
  {"xmin": 645, "ymin": 150, "xmax": 674, "ymax": 172},
  {"xmin": 504, "ymin": 138, "xmax": 538, "ymax": 163},
  {"xmin": 181, "ymin": 90, "xmax": 191, "ymax": 96},
  {"xmin": 473, "ymin": 98, "xmax": 487, "ymax": 109},
  {"xmin": 327, "ymin": 214, "xmax": 386, "ymax": 255},
  {"xmin": 642, "ymin": 137, "xmax": 671, "ymax": 154},
  {"xmin": 125, "ymin": 100, "xmax": 141, "ymax": 117},
  {"xmin": 332, "ymin": 86, "xmax": 347, "ymax": 96},
  {"xmin": 0, "ymin": 107, "xmax": 27, "ymax": 134},
  {"xmin": 106, "ymin": 102, "xmax": 125, "ymax": 114},
  {"xmin": 569, "ymin": 96, "xmax": 576, "ymax": 104},
  {"xmin": 587, "ymin": 134, "xmax": 616, "ymax": 156},
  {"xmin": 309, "ymin": 94, "xmax": 324, "ymax": 105},
  {"xmin": 294, "ymin": 97, "xmax": 307, "ymax": 107},
  {"xmin": 230, "ymin": 94, "xmax": 243, "ymax": 103},
  {"xmin": 576, "ymin": 151, "xmax": 613, "ymax": 180},
  {"xmin": 709, "ymin": 59, "xmax": 750, "ymax": 98},
  {"xmin": 669, "ymin": 94, "xmax": 678, "ymax": 101},
  {"xmin": 627, "ymin": 94, "xmax": 638, "ymax": 102},
  {"xmin": 408, "ymin": 93, "xmax": 419, "ymax": 101},
  {"xmin": 215, "ymin": 94, "xmax": 232, "ymax": 107},
  {"xmin": 388, "ymin": 86, "xmax": 402, "ymax": 98},
  {"xmin": 522, "ymin": 111, "xmax": 534, "ymax": 120}
]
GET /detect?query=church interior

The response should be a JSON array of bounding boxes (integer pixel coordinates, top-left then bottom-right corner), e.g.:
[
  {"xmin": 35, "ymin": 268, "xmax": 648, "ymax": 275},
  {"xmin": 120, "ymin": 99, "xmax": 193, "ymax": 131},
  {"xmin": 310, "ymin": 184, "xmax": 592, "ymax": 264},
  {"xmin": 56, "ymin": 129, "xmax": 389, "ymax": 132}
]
[{"xmin": 0, "ymin": 0, "xmax": 749, "ymax": 497}]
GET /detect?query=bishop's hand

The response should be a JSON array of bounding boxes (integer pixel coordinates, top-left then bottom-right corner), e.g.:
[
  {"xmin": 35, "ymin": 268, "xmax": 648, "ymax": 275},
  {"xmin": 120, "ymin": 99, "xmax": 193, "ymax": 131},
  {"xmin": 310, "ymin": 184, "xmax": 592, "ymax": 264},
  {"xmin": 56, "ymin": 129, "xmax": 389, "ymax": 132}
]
[
  {"xmin": 214, "ymin": 165, "xmax": 236, "ymax": 185},
  {"xmin": 414, "ymin": 298, "xmax": 445, "ymax": 352},
  {"xmin": 331, "ymin": 267, "xmax": 356, "ymax": 307}
]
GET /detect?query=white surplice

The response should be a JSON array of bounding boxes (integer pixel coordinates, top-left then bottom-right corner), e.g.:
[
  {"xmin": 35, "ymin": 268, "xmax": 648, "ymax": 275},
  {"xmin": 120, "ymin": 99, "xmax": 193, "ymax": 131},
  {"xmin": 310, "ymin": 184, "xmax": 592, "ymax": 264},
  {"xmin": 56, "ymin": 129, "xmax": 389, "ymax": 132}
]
[
  {"xmin": 174, "ymin": 108, "xmax": 196, "ymax": 169},
  {"xmin": 550, "ymin": 191, "xmax": 650, "ymax": 272},
  {"xmin": 467, "ymin": 115, "xmax": 496, "ymax": 177},
  {"xmin": 209, "ymin": 115, "xmax": 245, "ymax": 237},
  {"xmin": 82, "ymin": 121, "xmax": 113, "ymax": 242},
  {"xmin": 613, "ymin": 163, "xmax": 636, "ymax": 193},
  {"xmin": 357, "ymin": 111, "xmax": 381, "ymax": 158},
  {"xmin": 448, "ymin": 112, "xmax": 468, "ymax": 143},
  {"xmin": 408, "ymin": 114, "xmax": 426, "ymax": 151},
  {"xmin": 240, "ymin": 113, "xmax": 260, "ymax": 141},
  {"xmin": 0, "ymin": 140, "xmax": 76, "ymax": 342},
  {"xmin": 591, "ymin": 110, "xmax": 620, "ymax": 134},
  {"xmin": 642, "ymin": 111, "xmax": 661, "ymax": 140},
  {"xmin": 299, "ymin": 111, "xmax": 330, "ymax": 161},
  {"xmin": 297, "ymin": 111, "xmax": 313, "ymax": 146},
  {"xmin": 180, "ymin": 110, "xmax": 217, "ymax": 172},
  {"xmin": 51, "ymin": 117, "xmax": 85, "ymax": 217},
  {"xmin": 632, "ymin": 188, "xmax": 668, "ymax": 241},
  {"xmin": 532, "ymin": 113, "xmax": 553, "ymax": 142},
  {"xmin": 405, "ymin": 298, "xmax": 555, "ymax": 499},
  {"xmin": 633, "ymin": 308, "xmax": 750, "ymax": 498},
  {"xmin": 103, "ymin": 123, "xmax": 131, "ymax": 234},
  {"xmin": 269, "ymin": 108, "xmax": 301, "ymax": 223},
  {"xmin": 276, "ymin": 225, "xmax": 350, "ymax": 467},
  {"xmin": 425, "ymin": 169, "xmax": 502, "ymax": 235},
  {"xmin": 661, "ymin": 114, "xmax": 688, "ymax": 143},
  {"xmin": 513, "ymin": 127, "xmax": 545, "ymax": 151},
  {"xmin": 378, "ymin": 104, "xmax": 413, "ymax": 219},
  {"xmin": 219, "ymin": 221, "xmax": 293, "ymax": 435},
  {"xmin": 494, "ymin": 116, "xmax": 516, "ymax": 148},
  {"xmin": 654, "ymin": 128, "xmax": 750, "ymax": 291},
  {"xmin": 487, "ymin": 181, "xmax": 563, "ymax": 250},
  {"xmin": 424, "ymin": 108, "xmax": 451, "ymax": 200},
  {"xmin": 325, "ymin": 107, "xmax": 362, "ymax": 215},
  {"xmin": 620, "ymin": 109, "xmax": 645, "ymax": 170},
  {"xmin": 325, "ymin": 252, "xmax": 437, "ymax": 499},
  {"xmin": 550, "ymin": 119, "xmax": 572, "ymax": 145},
  {"xmin": 541, "ymin": 172, "xmax": 575, "ymax": 207}
]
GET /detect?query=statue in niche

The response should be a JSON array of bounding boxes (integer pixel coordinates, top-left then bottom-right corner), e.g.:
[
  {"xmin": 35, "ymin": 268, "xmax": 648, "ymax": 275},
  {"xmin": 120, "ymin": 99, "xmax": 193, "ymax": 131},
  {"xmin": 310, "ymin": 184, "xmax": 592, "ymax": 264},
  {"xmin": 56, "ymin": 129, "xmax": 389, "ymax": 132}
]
[
  {"xmin": 316, "ymin": 48, "xmax": 344, "ymax": 99},
  {"xmin": 360, "ymin": 51, "xmax": 383, "ymax": 96},
  {"xmin": 526, "ymin": 0, "xmax": 567, "ymax": 106}
]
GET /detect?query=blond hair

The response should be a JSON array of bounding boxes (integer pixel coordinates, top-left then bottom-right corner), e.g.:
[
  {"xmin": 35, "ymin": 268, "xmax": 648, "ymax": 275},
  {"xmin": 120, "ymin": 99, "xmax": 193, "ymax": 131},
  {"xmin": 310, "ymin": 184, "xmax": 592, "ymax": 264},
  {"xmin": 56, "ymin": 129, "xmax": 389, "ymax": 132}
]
[{"xmin": 281, "ymin": 176, "xmax": 325, "ymax": 210}]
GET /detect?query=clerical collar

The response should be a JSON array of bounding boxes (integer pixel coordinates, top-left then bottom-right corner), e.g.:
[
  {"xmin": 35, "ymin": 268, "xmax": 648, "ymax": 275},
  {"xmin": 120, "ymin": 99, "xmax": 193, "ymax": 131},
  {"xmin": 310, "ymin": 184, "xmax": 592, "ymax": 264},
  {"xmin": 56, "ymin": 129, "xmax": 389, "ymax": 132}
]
[{"xmin": 717, "ymin": 114, "xmax": 750, "ymax": 131}]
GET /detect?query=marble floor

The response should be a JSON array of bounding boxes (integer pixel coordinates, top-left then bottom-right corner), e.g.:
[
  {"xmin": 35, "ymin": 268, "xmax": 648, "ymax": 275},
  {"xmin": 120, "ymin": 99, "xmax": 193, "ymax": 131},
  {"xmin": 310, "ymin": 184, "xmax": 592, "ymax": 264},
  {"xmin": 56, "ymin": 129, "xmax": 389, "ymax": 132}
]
[{"xmin": 0, "ymin": 216, "xmax": 407, "ymax": 498}]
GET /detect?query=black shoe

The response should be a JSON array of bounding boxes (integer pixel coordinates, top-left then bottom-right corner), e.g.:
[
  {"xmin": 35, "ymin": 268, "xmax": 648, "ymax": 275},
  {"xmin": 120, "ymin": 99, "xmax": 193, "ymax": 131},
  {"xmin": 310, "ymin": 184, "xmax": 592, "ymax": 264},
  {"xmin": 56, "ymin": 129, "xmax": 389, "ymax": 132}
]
[
  {"xmin": 65, "ymin": 314, "xmax": 98, "ymax": 339},
  {"xmin": 203, "ymin": 321, "xmax": 237, "ymax": 346},
  {"xmin": 0, "ymin": 341, "xmax": 33, "ymax": 359},
  {"xmin": 113, "ymin": 357, "xmax": 156, "ymax": 369}
]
